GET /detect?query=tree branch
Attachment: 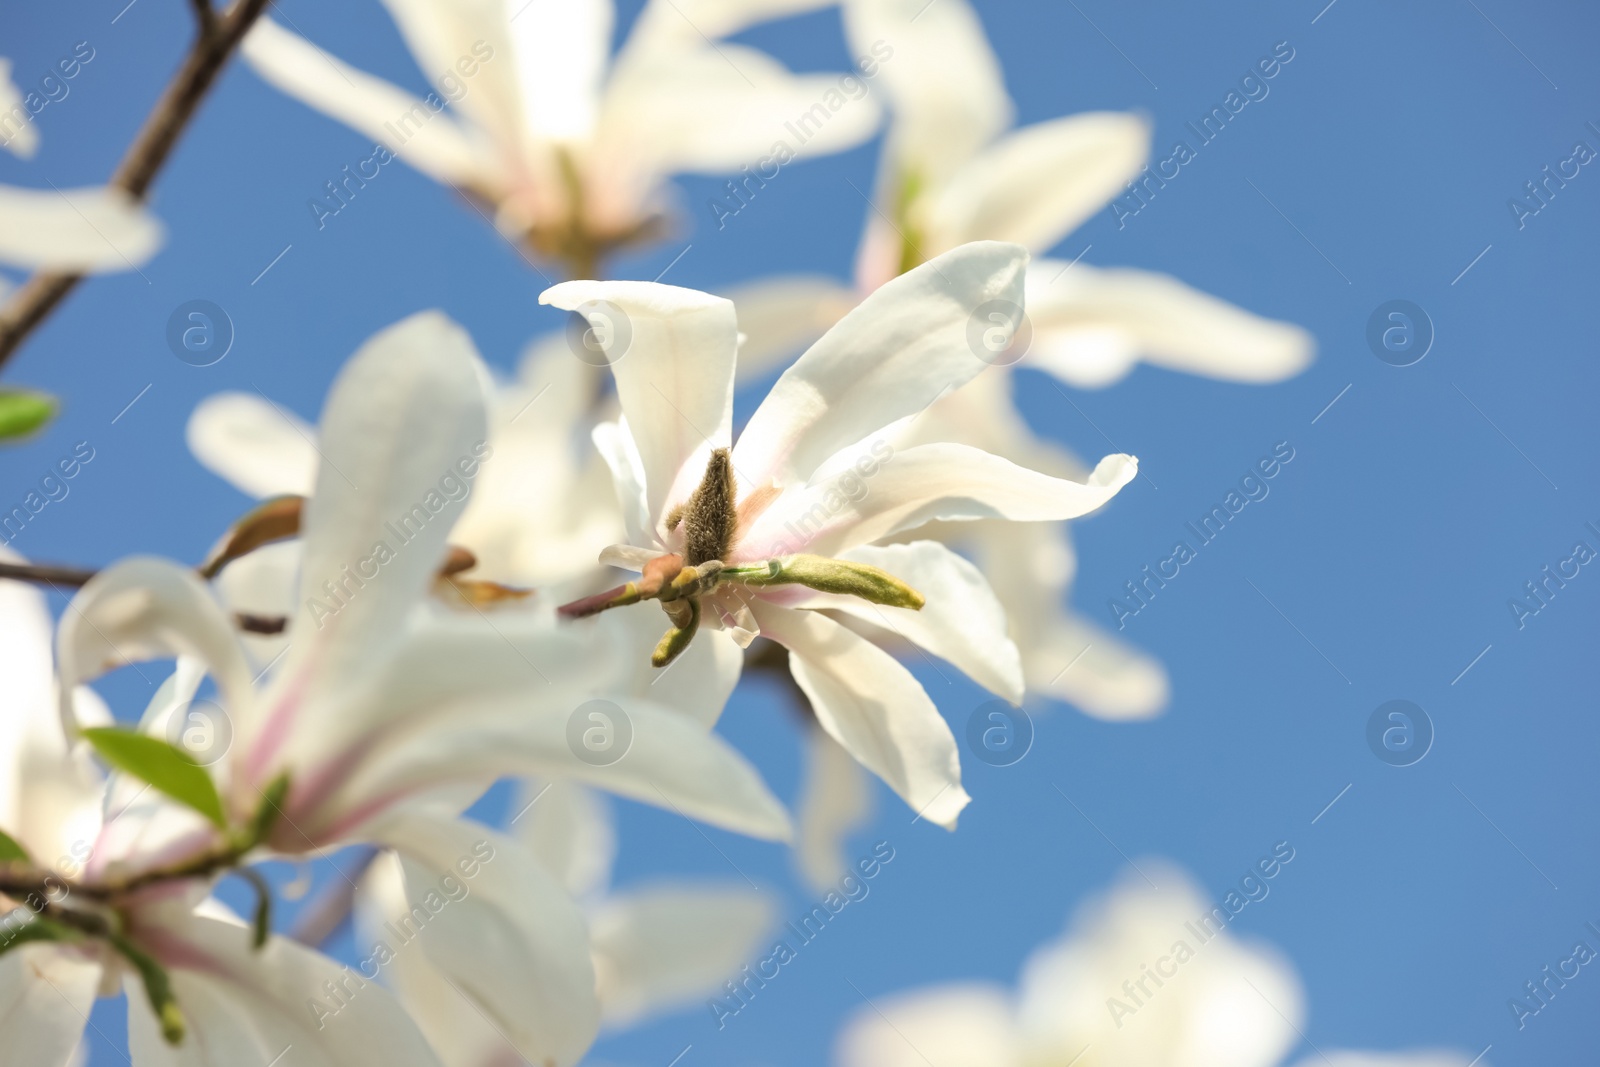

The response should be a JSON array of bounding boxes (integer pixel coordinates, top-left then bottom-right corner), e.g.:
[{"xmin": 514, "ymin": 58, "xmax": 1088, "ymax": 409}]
[{"xmin": 0, "ymin": 0, "xmax": 271, "ymax": 371}]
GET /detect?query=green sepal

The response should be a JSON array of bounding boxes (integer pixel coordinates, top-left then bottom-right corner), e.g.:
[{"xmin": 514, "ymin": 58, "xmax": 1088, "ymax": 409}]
[
  {"xmin": 233, "ymin": 866, "xmax": 273, "ymax": 950},
  {"xmin": 108, "ymin": 932, "xmax": 185, "ymax": 1045},
  {"xmin": 0, "ymin": 389, "xmax": 57, "ymax": 441},
  {"xmin": 243, "ymin": 772, "xmax": 291, "ymax": 851},
  {"xmin": 739, "ymin": 554, "xmax": 926, "ymax": 609},
  {"xmin": 651, "ymin": 599, "xmax": 701, "ymax": 669},
  {"xmin": 80, "ymin": 728, "xmax": 227, "ymax": 829}
]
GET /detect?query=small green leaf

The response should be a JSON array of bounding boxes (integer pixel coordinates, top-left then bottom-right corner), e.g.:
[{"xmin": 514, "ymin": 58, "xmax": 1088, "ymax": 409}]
[
  {"xmin": 0, "ymin": 390, "xmax": 57, "ymax": 441},
  {"xmin": 0, "ymin": 914, "xmax": 81, "ymax": 958},
  {"xmin": 0, "ymin": 827, "xmax": 32, "ymax": 864},
  {"xmin": 80, "ymin": 728, "xmax": 227, "ymax": 829},
  {"xmin": 245, "ymin": 772, "xmax": 291, "ymax": 849},
  {"xmin": 233, "ymin": 866, "xmax": 273, "ymax": 950},
  {"xmin": 109, "ymin": 932, "xmax": 185, "ymax": 1045}
]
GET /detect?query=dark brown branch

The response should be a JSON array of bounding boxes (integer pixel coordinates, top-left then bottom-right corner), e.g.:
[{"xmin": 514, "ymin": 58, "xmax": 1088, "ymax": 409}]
[
  {"xmin": 0, "ymin": 561, "xmax": 98, "ymax": 588},
  {"xmin": 0, "ymin": 0, "xmax": 271, "ymax": 370}
]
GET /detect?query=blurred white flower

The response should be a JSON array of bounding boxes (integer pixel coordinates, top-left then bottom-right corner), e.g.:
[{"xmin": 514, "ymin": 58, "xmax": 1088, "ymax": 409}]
[
  {"xmin": 242, "ymin": 0, "xmax": 881, "ymax": 273},
  {"xmin": 546, "ymin": 242, "xmax": 1136, "ymax": 829}
]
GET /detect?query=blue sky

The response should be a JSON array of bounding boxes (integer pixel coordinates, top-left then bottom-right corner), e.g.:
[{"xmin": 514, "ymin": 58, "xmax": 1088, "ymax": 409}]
[{"xmin": 4, "ymin": 0, "xmax": 1599, "ymax": 1063}]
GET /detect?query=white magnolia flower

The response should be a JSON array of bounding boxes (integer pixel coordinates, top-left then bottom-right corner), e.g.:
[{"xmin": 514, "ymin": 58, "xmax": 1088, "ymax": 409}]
[
  {"xmin": 837, "ymin": 865, "xmax": 1481, "ymax": 1067},
  {"xmin": 358, "ymin": 779, "xmax": 776, "ymax": 1066},
  {"xmin": 242, "ymin": 0, "xmax": 881, "ymax": 273},
  {"xmin": 0, "ymin": 558, "xmax": 456, "ymax": 1066},
  {"xmin": 47, "ymin": 311, "xmax": 789, "ymax": 1065},
  {"xmin": 544, "ymin": 241, "xmax": 1137, "ymax": 828},
  {"xmin": 837, "ymin": 866, "xmax": 1302, "ymax": 1067}
]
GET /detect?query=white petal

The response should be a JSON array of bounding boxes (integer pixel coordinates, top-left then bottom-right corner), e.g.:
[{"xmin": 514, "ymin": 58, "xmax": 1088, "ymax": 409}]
[
  {"xmin": 815, "ymin": 541, "xmax": 1024, "ymax": 702},
  {"xmin": 626, "ymin": 0, "xmax": 835, "ymax": 53},
  {"xmin": 507, "ymin": 0, "xmax": 611, "ymax": 141},
  {"xmin": 56, "ymin": 558, "xmax": 253, "ymax": 740},
  {"xmin": 1291, "ymin": 1054, "xmax": 1489, "ymax": 1067},
  {"xmin": 794, "ymin": 723, "xmax": 874, "ymax": 891},
  {"xmin": 841, "ymin": 0, "xmax": 1011, "ymax": 185},
  {"xmin": 375, "ymin": 0, "xmax": 528, "ymax": 155},
  {"xmin": 127, "ymin": 910, "xmax": 444, "ymax": 1066},
  {"xmin": 512, "ymin": 779, "xmax": 615, "ymax": 899},
  {"xmin": 365, "ymin": 808, "xmax": 599, "ymax": 1067},
  {"xmin": 735, "ymin": 242, "xmax": 1027, "ymax": 489},
  {"xmin": 0, "ymin": 58, "xmax": 39, "ymax": 159},
  {"xmin": 724, "ymin": 275, "xmax": 858, "ymax": 385},
  {"xmin": 1026, "ymin": 264, "xmax": 1314, "ymax": 386},
  {"xmin": 590, "ymin": 883, "xmax": 777, "ymax": 1026},
  {"xmin": 591, "ymin": 421, "xmax": 651, "ymax": 547},
  {"xmin": 835, "ymin": 982, "xmax": 1020, "ymax": 1067},
  {"xmin": 186, "ymin": 391, "xmax": 318, "ymax": 499},
  {"xmin": 927, "ymin": 113, "xmax": 1148, "ymax": 252},
  {"xmin": 285, "ymin": 311, "xmax": 488, "ymax": 697},
  {"xmin": 211, "ymin": 540, "xmax": 300, "ymax": 674},
  {"xmin": 1026, "ymin": 613, "xmax": 1168, "ymax": 721},
  {"xmin": 0, "ymin": 185, "xmax": 162, "ymax": 272},
  {"xmin": 542, "ymin": 282, "xmax": 737, "ymax": 528},
  {"xmin": 0, "ymin": 945, "xmax": 98, "ymax": 1067},
  {"xmin": 744, "ymin": 446, "xmax": 1137, "ymax": 559},
  {"xmin": 598, "ymin": 543, "xmax": 655, "ymax": 570},
  {"xmin": 242, "ymin": 19, "xmax": 490, "ymax": 190},
  {"xmin": 752, "ymin": 602, "xmax": 968, "ymax": 827}
]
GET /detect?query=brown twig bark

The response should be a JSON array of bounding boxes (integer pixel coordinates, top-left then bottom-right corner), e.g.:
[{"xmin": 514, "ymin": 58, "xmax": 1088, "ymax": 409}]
[{"xmin": 0, "ymin": 0, "xmax": 271, "ymax": 371}]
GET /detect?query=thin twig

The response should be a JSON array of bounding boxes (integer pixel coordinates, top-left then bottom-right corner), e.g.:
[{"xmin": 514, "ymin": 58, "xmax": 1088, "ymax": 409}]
[
  {"xmin": 0, "ymin": 0, "xmax": 271, "ymax": 370},
  {"xmin": 0, "ymin": 560, "xmax": 98, "ymax": 587}
]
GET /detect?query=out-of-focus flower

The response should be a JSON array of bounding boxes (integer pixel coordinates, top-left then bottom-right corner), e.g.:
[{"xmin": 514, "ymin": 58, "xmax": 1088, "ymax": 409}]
[
  {"xmin": 0, "ymin": 557, "xmax": 453, "ymax": 1065},
  {"xmin": 241, "ymin": 0, "xmax": 881, "ymax": 274},
  {"xmin": 547, "ymin": 242, "xmax": 1137, "ymax": 829},
  {"xmin": 357, "ymin": 779, "xmax": 777, "ymax": 1066}
]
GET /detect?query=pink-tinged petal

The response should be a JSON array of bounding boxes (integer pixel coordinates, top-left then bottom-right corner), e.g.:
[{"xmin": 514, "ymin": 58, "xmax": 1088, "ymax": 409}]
[
  {"xmin": 752, "ymin": 602, "xmax": 968, "ymax": 828},
  {"xmin": 734, "ymin": 242, "xmax": 1026, "ymax": 490},
  {"xmin": 363, "ymin": 809, "xmax": 599, "ymax": 1067},
  {"xmin": 542, "ymin": 282, "xmax": 737, "ymax": 529},
  {"xmin": 744, "ymin": 445, "xmax": 1137, "ymax": 560}
]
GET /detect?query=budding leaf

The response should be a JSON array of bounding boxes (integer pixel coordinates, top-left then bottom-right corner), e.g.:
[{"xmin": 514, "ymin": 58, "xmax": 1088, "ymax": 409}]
[
  {"xmin": 744, "ymin": 554, "xmax": 926, "ymax": 609},
  {"xmin": 0, "ymin": 827, "xmax": 31, "ymax": 864},
  {"xmin": 109, "ymin": 932, "xmax": 186, "ymax": 1045},
  {"xmin": 245, "ymin": 772, "xmax": 291, "ymax": 849},
  {"xmin": 80, "ymin": 728, "xmax": 227, "ymax": 830},
  {"xmin": 233, "ymin": 866, "xmax": 273, "ymax": 950},
  {"xmin": 0, "ymin": 390, "xmax": 57, "ymax": 441}
]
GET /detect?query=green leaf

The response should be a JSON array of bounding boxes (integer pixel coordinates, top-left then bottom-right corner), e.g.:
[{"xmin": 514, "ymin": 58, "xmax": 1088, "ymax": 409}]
[
  {"xmin": 0, "ymin": 390, "xmax": 57, "ymax": 441},
  {"xmin": 0, "ymin": 914, "xmax": 81, "ymax": 958},
  {"xmin": 80, "ymin": 728, "xmax": 227, "ymax": 829},
  {"xmin": 233, "ymin": 866, "xmax": 273, "ymax": 949},
  {"xmin": 0, "ymin": 827, "xmax": 31, "ymax": 864},
  {"xmin": 245, "ymin": 772, "xmax": 291, "ymax": 849},
  {"xmin": 109, "ymin": 932, "xmax": 186, "ymax": 1045}
]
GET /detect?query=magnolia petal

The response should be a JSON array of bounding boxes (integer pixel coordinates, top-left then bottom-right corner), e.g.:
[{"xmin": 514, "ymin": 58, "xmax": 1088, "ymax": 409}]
[
  {"xmin": 835, "ymin": 982, "xmax": 1020, "ymax": 1067},
  {"xmin": 0, "ymin": 185, "xmax": 162, "ymax": 272},
  {"xmin": 746, "ymin": 446, "xmax": 1137, "ymax": 560},
  {"xmin": 127, "ymin": 909, "xmax": 444, "ymax": 1066},
  {"xmin": 512, "ymin": 778, "xmax": 616, "ymax": 899},
  {"xmin": 626, "ymin": 0, "xmax": 835, "ymax": 54},
  {"xmin": 365, "ymin": 809, "xmax": 600, "ymax": 1067},
  {"xmin": 927, "ymin": 113, "xmax": 1149, "ymax": 252},
  {"xmin": 1026, "ymin": 614, "xmax": 1169, "ymax": 721},
  {"xmin": 55, "ymin": 558, "xmax": 253, "ymax": 740},
  {"xmin": 0, "ymin": 59, "xmax": 39, "ymax": 159},
  {"xmin": 1290, "ymin": 1055, "xmax": 1489, "ymax": 1067},
  {"xmin": 285, "ymin": 311, "xmax": 488, "ymax": 705},
  {"xmin": 187, "ymin": 391, "xmax": 319, "ymax": 499},
  {"xmin": 328, "ymin": 692, "xmax": 792, "ymax": 843},
  {"xmin": 598, "ymin": 608, "xmax": 743, "ymax": 727},
  {"xmin": 724, "ymin": 275, "xmax": 858, "ymax": 385},
  {"xmin": 590, "ymin": 883, "xmax": 777, "ymax": 1026},
  {"xmin": 1026, "ymin": 263, "xmax": 1314, "ymax": 387},
  {"xmin": 735, "ymin": 242, "xmax": 1027, "ymax": 489},
  {"xmin": 841, "ymin": 0, "xmax": 1011, "ymax": 185},
  {"xmin": 815, "ymin": 541, "xmax": 1024, "ymax": 702},
  {"xmin": 795, "ymin": 723, "xmax": 874, "ymax": 892},
  {"xmin": 543, "ymin": 282, "xmax": 737, "ymax": 529},
  {"xmin": 753, "ymin": 602, "xmax": 968, "ymax": 828},
  {"xmin": 242, "ymin": 20, "xmax": 490, "ymax": 190},
  {"xmin": 592, "ymin": 421, "xmax": 653, "ymax": 547},
  {"xmin": 507, "ymin": 0, "xmax": 611, "ymax": 141},
  {"xmin": 597, "ymin": 543, "xmax": 656, "ymax": 570},
  {"xmin": 0, "ymin": 945, "xmax": 99, "ymax": 1067}
]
